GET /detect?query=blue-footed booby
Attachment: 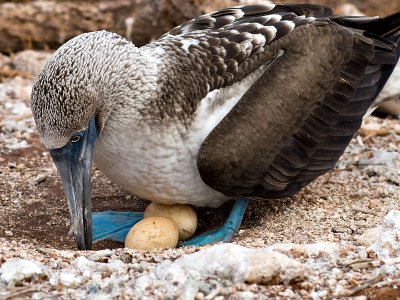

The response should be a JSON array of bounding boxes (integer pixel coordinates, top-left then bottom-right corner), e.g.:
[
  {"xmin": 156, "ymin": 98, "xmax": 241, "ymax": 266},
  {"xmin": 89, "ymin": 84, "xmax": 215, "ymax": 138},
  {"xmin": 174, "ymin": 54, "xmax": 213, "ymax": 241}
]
[{"xmin": 31, "ymin": 4, "xmax": 400, "ymax": 250}]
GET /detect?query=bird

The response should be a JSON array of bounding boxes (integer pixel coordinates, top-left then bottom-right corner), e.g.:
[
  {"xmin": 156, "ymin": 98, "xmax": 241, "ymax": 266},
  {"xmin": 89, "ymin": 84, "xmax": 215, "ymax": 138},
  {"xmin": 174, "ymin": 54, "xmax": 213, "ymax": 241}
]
[{"xmin": 31, "ymin": 3, "xmax": 400, "ymax": 250}]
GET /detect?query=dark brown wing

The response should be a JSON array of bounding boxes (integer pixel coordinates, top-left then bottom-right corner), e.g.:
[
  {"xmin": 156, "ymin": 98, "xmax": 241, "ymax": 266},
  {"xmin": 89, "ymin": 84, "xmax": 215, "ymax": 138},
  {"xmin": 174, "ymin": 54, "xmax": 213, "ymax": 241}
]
[
  {"xmin": 155, "ymin": 4, "xmax": 333, "ymax": 110},
  {"xmin": 163, "ymin": 4, "xmax": 332, "ymax": 38},
  {"xmin": 197, "ymin": 14, "xmax": 400, "ymax": 198}
]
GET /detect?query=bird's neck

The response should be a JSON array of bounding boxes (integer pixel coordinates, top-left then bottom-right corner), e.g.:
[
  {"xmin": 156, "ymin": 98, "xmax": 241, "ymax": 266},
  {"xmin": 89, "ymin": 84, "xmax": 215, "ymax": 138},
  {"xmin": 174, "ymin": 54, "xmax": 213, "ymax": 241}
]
[{"xmin": 96, "ymin": 44, "xmax": 167, "ymax": 132}]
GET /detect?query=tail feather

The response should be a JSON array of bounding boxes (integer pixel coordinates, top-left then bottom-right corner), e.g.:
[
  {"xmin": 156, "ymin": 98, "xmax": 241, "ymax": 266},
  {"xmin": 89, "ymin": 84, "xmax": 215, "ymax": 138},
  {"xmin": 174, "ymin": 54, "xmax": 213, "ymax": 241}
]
[
  {"xmin": 333, "ymin": 11, "xmax": 400, "ymax": 111},
  {"xmin": 332, "ymin": 12, "xmax": 400, "ymax": 42}
]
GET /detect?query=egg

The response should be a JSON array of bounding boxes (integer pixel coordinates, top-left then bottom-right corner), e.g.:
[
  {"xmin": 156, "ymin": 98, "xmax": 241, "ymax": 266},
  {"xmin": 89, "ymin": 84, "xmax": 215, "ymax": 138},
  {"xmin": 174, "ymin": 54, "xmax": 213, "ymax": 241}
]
[
  {"xmin": 124, "ymin": 216, "xmax": 179, "ymax": 250},
  {"xmin": 144, "ymin": 203, "xmax": 197, "ymax": 241}
]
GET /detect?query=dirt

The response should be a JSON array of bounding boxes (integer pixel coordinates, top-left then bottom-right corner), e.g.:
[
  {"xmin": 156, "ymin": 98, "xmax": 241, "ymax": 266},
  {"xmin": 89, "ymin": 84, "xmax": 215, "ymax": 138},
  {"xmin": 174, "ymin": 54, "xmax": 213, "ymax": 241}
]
[{"xmin": 0, "ymin": 135, "xmax": 236, "ymax": 250}]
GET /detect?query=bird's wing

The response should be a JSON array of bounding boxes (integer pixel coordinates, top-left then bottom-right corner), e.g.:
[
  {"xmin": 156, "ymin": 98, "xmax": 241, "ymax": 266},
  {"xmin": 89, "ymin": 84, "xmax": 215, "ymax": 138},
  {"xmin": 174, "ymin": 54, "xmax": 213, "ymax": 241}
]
[
  {"xmin": 160, "ymin": 5, "xmax": 399, "ymax": 198},
  {"xmin": 159, "ymin": 4, "xmax": 333, "ymax": 93}
]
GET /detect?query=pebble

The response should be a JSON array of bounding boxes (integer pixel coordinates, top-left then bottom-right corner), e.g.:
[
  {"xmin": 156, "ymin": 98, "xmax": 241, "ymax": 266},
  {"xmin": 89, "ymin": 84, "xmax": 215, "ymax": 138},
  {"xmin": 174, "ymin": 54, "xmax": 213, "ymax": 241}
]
[
  {"xmin": 88, "ymin": 249, "xmax": 113, "ymax": 262},
  {"xmin": 234, "ymin": 291, "xmax": 257, "ymax": 300},
  {"xmin": 11, "ymin": 50, "xmax": 52, "ymax": 76},
  {"xmin": 356, "ymin": 226, "xmax": 381, "ymax": 247},
  {"xmin": 59, "ymin": 271, "xmax": 81, "ymax": 286},
  {"xmin": 4, "ymin": 230, "xmax": 13, "ymax": 237},
  {"xmin": 157, "ymin": 243, "xmax": 308, "ymax": 285},
  {"xmin": 31, "ymin": 173, "xmax": 48, "ymax": 184},
  {"xmin": 369, "ymin": 210, "xmax": 400, "ymax": 258},
  {"xmin": 335, "ymin": 3, "xmax": 364, "ymax": 16},
  {"xmin": 0, "ymin": 258, "xmax": 47, "ymax": 286},
  {"xmin": 267, "ymin": 242, "xmax": 341, "ymax": 262}
]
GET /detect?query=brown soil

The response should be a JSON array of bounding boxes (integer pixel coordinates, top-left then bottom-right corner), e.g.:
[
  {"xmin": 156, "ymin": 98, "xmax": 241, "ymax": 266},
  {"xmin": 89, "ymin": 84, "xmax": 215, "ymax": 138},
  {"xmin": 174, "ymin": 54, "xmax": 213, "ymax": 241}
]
[
  {"xmin": 356, "ymin": 287, "xmax": 400, "ymax": 300},
  {"xmin": 0, "ymin": 133, "xmax": 238, "ymax": 250}
]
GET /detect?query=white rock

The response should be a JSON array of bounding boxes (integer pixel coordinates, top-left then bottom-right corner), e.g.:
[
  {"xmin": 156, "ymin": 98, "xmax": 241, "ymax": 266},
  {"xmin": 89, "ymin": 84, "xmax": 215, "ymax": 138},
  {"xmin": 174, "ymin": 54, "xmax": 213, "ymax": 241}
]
[
  {"xmin": 358, "ymin": 150, "xmax": 399, "ymax": 168},
  {"xmin": 74, "ymin": 256, "xmax": 92, "ymax": 271},
  {"xmin": 335, "ymin": 3, "xmax": 364, "ymax": 16},
  {"xmin": 2, "ymin": 119, "xmax": 17, "ymax": 133},
  {"xmin": 73, "ymin": 256, "xmax": 127, "ymax": 275},
  {"xmin": 156, "ymin": 262, "xmax": 187, "ymax": 284},
  {"xmin": 7, "ymin": 101, "xmax": 31, "ymax": 115},
  {"xmin": 266, "ymin": 242, "xmax": 341, "ymax": 263},
  {"xmin": 356, "ymin": 226, "xmax": 381, "ymax": 247},
  {"xmin": 369, "ymin": 210, "xmax": 400, "ymax": 258},
  {"xmin": 59, "ymin": 271, "xmax": 81, "ymax": 286},
  {"xmin": 0, "ymin": 78, "xmax": 32, "ymax": 102},
  {"xmin": 59, "ymin": 250, "xmax": 75, "ymax": 259},
  {"xmin": 31, "ymin": 292, "xmax": 46, "ymax": 300},
  {"xmin": 376, "ymin": 60, "xmax": 400, "ymax": 105},
  {"xmin": 88, "ymin": 249, "xmax": 113, "ymax": 261},
  {"xmin": 0, "ymin": 258, "xmax": 46, "ymax": 285},
  {"xmin": 5, "ymin": 139, "xmax": 29, "ymax": 150},
  {"xmin": 234, "ymin": 291, "xmax": 258, "ymax": 300},
  {"xmin": 310, "ymin": 289, "xmax": 328, "ymax": 300},
  {"xmin": 157, "ymin": 243, "xmax": 308, "ymax": 285},
  {"xmin": 12, "ymin": 50, "xmax": 53, "ymax": 76}
]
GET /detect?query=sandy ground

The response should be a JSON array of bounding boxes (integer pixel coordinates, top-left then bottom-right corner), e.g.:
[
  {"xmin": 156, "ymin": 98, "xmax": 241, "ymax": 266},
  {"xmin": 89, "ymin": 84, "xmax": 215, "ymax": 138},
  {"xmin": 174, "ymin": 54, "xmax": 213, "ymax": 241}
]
[{"xmin": 1, "ymin": 40, "xmax": 400, "ymax": 300}]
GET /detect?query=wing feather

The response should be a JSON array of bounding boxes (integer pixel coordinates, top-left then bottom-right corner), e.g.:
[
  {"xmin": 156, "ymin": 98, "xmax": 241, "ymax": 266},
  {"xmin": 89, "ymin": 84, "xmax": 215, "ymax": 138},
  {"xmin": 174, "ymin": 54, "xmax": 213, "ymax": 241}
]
[
  {"xmin": 155, "ymin": 4, "xmax": 399, "ymax": 199},
  {"xmin": 196, "ymin": 14, "xmax": 400, "ymax": 198}
]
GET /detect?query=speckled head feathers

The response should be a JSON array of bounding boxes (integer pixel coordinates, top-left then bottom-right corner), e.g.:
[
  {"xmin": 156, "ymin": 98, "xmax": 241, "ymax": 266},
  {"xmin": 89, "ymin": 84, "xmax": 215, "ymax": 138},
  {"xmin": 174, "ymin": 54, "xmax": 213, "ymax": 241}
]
[{"xmin": 31, "ymin": 31, "xmax": 135, "ymax": 149}]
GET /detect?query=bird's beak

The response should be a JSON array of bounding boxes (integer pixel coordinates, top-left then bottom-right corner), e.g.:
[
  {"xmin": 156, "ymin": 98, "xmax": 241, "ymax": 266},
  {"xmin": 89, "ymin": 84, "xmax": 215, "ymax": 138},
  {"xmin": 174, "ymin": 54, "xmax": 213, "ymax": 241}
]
[{"xmin": 49, "ymin": 116, "xmax": 98, "ymax": 250}]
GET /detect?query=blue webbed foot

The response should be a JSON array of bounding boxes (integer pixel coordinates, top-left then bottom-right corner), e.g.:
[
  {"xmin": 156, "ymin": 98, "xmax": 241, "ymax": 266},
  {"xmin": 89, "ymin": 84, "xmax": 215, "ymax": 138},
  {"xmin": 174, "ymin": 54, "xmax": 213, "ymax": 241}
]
[
  {"xmin": 179, "ymin": 197, "xmax": 249, "ymax": 247},
  {"xmin": 93, "ymin": 210, "xmax": 144, "ymax": 243}
]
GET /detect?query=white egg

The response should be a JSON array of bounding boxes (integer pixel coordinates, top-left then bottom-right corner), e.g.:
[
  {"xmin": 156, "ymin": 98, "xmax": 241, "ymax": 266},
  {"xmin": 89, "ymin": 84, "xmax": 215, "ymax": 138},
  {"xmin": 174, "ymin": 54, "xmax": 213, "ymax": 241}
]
[
  {"xmin": 125, "ymin": 216, "xmax": 179, "ymax": 250},
  {"xmin": 144, "ymin": 203, "xmax": 197, "ymax": 241}
]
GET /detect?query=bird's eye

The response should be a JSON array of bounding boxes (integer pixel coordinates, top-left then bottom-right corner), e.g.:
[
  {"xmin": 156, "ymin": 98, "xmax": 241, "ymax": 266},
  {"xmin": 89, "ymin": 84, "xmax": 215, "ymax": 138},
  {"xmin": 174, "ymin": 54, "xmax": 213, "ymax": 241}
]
[{"xmin": 70, "ymin": 134, "xmax": 82, "ymax": 143}]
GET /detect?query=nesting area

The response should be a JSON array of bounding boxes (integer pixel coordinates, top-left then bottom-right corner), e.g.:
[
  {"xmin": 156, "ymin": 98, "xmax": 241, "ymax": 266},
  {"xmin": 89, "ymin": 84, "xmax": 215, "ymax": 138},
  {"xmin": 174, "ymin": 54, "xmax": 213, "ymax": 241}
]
[
  {"xmin": 1, "ymin": 1, "xmax": 400, "ymax": 299},
  {"xmin": 0, "ymin": 49, "xmax": 399, "ymax": 299}
]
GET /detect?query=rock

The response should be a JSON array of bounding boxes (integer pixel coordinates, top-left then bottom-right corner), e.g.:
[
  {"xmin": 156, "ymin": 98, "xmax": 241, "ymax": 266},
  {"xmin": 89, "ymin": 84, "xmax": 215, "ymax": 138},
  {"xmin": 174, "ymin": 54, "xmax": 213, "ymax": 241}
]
[
  {"xmin": 233, "ymin": 291, "xmax": 258, "ymax": 300},
  {"xmin": 4, "ymin": 230, "xmax": 13, "ymax": 237},
  {"xmin": 267, "ymin": 242, "xmax": 341, "ymax": 262},
  {"xmin": 369, "ymin": 210, "xmax": 400, "ymax": 258},
  {"xmin": 11, "ymin": 50, "xmax": 52, "ymax": 77},
  {"xmin": 357, "ymin": 150, "xmax": 400, "ymax": 185},
  {"xmin": 357, "ymin": 150, "xmax": 399, "ymax": 168},
  {"xmin": 356, "ymin": 227, "xmax": 381, "ymax": 247},
  {"xmin": 376, "ymin": 60, "xmax": 400, "ymax": 105},
  {"xmin": 7, "ymin": 101, "xmax": 31, "ymax": 116},
  {"xmin": 335, "ymin": 4, "xmax": 364, "ymax": 16},
  {"xmin": 374, "ymin": 59, "xmax": 400, "ymax": 116},
  {"xmin": 87, "ymin": 249, "xmax": 113, "ymax": 262},
  {"xmin": 0, "ymin": 258, "xmax": 47, "ymax": 286},
  {"xmin": 73, "ymin": 256, "xmax": 128, "ymax": 274},
  {"xmin": 59, "ymin": 271, "xmax": 81, "ymax": 286},
  {"xmin": 157, "ymin": 243, "xmax": 308, "ymax": 285},
  {"xmin": 0, "ymin": 52, "xmax": 11, "ymax": 68},
  {"xmin": 0, "ymin": 77, "xmax": 32, "ymax": 102},
  {"xmin": 377, "ymin": 99, "xmax": 400, "ymax": 117}
]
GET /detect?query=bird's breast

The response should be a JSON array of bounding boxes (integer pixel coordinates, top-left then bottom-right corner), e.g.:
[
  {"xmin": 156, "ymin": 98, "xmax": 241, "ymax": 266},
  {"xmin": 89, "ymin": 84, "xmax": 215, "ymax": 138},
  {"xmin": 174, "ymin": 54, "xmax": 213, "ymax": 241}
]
[{"xmin": 93, "ymin": 118, "xmax": 228, "ymax": 207}]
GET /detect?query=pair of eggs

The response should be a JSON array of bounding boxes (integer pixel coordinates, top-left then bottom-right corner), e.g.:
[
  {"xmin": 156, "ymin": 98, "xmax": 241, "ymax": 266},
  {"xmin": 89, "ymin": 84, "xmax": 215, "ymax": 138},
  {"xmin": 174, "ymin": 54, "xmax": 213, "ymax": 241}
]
[{"xmin": 125, "ymin": 203, "xmax": 197, "ymax": 250}]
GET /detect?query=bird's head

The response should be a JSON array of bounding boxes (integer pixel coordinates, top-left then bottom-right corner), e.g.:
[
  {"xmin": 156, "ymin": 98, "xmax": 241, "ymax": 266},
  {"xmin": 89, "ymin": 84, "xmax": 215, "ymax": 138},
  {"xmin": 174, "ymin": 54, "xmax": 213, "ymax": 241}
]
[{"xmin": 31, "ymin": 31, "xmax": 133, "ymax": 250}]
